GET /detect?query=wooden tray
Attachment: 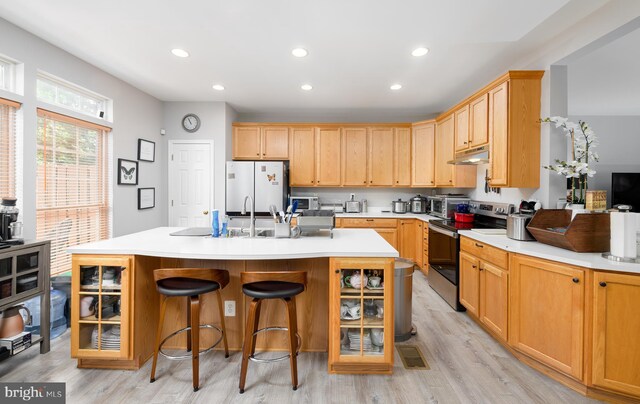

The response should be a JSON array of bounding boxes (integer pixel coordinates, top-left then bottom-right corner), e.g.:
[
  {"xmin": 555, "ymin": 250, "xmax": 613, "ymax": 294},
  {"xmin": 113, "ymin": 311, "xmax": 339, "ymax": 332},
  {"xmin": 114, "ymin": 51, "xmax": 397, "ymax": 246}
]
[{"xmin": 526, "ymin": 209, "xmax": 610, "ymax": 252}]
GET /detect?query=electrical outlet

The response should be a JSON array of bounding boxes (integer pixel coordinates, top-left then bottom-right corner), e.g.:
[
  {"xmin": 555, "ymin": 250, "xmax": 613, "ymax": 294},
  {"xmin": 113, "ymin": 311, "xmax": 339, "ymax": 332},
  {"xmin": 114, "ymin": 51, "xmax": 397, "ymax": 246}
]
[{"xmin": 224, "ymin": 300, "xmax": 236, "ymax": 317}]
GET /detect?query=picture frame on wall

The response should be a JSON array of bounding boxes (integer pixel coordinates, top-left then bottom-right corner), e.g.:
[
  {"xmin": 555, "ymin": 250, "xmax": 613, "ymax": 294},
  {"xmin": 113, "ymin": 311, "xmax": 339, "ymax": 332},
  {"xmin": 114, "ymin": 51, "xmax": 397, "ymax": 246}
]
[
  {"xmin": 117, "ymin": 158, "xmax": 138, "ymax": 185},
  {"xmin": 138, "ymin": 187, "xmax": 155, "ymax": 209},
  {"xmin": 138, "ymin": 139, "xmax": 155, "ymax": 162}
]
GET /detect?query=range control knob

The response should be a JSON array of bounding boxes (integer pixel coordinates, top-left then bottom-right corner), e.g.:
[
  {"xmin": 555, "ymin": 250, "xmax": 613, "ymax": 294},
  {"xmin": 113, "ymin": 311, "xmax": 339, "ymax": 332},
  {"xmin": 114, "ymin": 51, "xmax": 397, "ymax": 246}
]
[{"xmin": 496, "ymin": 207, "xmax": 504, "ymax": 214}]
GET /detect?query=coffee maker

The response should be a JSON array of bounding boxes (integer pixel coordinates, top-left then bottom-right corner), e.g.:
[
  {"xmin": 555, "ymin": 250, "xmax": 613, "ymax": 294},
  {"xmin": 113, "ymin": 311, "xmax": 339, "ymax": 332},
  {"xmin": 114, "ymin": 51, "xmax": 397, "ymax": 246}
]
[{"xmin": 0, "ymin": 197, "xmax": 23, "ymax": 245}]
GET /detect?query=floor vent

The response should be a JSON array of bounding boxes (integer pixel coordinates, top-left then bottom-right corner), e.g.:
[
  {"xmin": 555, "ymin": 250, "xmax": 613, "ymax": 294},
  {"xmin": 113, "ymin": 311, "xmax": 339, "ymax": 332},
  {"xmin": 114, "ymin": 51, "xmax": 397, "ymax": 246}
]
[{"xmin": 396, "ymin": 345, "xmax": 430, "ymax": 370}]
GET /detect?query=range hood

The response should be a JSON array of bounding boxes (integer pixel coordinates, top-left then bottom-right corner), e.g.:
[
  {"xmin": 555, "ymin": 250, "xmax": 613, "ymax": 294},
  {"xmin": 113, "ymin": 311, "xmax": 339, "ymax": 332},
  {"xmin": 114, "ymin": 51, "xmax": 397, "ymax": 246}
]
[{"xmin": 447, "ymin": 145, "xmax": 490, "ymax": 165}]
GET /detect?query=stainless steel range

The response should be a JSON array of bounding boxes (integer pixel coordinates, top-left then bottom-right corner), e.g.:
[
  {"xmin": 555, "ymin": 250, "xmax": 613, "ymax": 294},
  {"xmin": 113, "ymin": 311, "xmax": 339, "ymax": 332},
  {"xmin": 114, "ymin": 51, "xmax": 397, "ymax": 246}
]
[{"xmin": 427, "ymin": 201, "xmax": 514, "ymax": 311}]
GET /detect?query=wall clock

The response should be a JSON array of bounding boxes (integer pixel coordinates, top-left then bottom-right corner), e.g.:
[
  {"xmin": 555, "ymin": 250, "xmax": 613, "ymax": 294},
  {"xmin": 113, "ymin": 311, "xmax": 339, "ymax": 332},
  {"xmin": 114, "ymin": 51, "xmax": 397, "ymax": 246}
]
[{"xmin": 182, "ymin": 113, "xmax": 201, "ymax": 133}]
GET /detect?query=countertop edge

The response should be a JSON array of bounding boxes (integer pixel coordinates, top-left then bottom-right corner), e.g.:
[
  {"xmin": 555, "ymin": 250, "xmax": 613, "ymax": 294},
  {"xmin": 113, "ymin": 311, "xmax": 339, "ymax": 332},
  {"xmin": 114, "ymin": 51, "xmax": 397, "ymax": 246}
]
[{"xmin": 459, "ymin": 230, "xmax": 640, "ymax": 274}]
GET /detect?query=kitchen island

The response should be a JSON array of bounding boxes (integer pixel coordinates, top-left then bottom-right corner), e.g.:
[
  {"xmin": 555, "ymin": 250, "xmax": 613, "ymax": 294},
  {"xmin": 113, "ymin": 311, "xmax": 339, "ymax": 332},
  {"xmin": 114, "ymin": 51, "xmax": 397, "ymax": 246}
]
[{"xmin": 67, "ymin": 227, "xmax": 398, "ymax": 374}]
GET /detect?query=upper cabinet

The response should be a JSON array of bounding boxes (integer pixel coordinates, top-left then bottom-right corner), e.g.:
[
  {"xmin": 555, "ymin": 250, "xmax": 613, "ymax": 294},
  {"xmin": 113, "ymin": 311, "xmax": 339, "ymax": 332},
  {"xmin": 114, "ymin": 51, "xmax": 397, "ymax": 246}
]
[
  {"xmin": 437, "ymin": 71, "xmax": 543, "ymax": 188},
  {"xmin": 435, "ymin": 116, "xmax": 476, "ymax": 188},
  {"xmin": 233, "ymin": 125, "xmax": 289, "ymax": 160},
  {"xmin": 368, "ymin": 128, "xmax": 394, "ymax": 186},
  {"xmin": 454, "ymin": 105, "xmax": 470, "ymax": 152},
  {"xmin": 411, "ymin": 121, "xmax": 435, "ymax": 187},
  {"xmin": 316, "ymin": 128, "xmax": 342, "ymax": 186},
  {"xmin": 342, "ymin": 128, "xmax": 368, "ymax": 186},
  {"xmin": 394, "ymin": 128, "xmax": 411, "ymax": 187},
  {"xmin": 289, "ymin": 127, "xmax": 316, "ymax": 186},
  {"xmin": 469, "ymin": 94, "xmax": 489, "ymax": 148}
]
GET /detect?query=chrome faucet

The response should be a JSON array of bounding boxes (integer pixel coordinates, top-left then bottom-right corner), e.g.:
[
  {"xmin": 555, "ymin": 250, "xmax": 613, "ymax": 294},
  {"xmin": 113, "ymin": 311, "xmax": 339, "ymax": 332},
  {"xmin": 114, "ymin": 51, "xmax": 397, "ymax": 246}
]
[{"xmin": 242, "ymin": 195, "xmax": 256, "ymax": 237}]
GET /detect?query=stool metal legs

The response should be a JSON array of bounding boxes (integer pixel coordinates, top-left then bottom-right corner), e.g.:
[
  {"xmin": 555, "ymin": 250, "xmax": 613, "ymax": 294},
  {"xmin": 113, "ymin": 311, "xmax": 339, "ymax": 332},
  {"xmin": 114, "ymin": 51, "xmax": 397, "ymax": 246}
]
[
  {"xmin": 285, "ymin": 297, "xmax": 299, "ymax": 391},
  {"xmin": 239, "ymin": 297, "xmax": 299, "ymax": 394},
  {"xmin": 150, "ymin": 295, "xmax": 167, "ymax": 383}
]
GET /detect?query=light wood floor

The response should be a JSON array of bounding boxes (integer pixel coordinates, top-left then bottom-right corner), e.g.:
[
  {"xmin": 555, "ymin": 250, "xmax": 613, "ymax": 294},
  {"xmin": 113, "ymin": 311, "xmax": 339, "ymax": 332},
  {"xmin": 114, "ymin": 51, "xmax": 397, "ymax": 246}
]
[{"xmin": 0, "ymin": 271, "xmax": 598, "ymax": 404}]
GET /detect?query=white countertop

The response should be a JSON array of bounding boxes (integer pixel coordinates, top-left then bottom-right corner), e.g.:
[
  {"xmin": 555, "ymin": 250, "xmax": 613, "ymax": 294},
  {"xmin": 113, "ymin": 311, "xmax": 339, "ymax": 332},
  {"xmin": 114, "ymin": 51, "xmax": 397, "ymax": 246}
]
[
  {"xmin": 459, "ymin": 230, "xmax": 640, "ymax": 274},
  {"xmin": 68, "ymin": 227, "xmax": 399, "ymax": 260},
  {"xmin": 337, "ymin": 212, "xmax": 440, "ymax": 222}
]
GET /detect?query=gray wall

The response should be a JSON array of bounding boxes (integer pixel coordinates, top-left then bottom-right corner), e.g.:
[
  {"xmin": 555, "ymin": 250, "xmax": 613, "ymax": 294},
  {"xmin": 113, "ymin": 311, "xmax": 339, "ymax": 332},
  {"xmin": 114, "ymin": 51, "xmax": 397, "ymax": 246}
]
[
  {"xmin": 567, "ymin": 115, "xmax": 640, "ymax": 206},
  {"xmin": 162, "ymin": 102, "xmax": 233, "ymax": 213},
  {"xmin": 0, "ymin": 17, "xmax": 165, "ymax": 238}
]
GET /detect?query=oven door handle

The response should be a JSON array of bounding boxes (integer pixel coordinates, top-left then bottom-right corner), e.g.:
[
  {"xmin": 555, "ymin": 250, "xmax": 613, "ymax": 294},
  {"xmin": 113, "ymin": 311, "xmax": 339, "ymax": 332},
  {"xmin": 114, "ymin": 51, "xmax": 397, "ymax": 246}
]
[{"xmin": 428, "ymin": 223, "xmax": 458, "ymax": 239}]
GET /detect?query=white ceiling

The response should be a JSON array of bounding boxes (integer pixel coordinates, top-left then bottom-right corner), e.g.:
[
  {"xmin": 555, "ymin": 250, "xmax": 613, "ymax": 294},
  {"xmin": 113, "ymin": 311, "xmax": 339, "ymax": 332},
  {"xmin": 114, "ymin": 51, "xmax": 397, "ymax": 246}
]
[
  {"xmin": 0, "ymin": 0, "xmax": 575, "ymax": 115},
  {"xmin": 568, "ymin": 26, "xmax": 640, "ymax": 116}
]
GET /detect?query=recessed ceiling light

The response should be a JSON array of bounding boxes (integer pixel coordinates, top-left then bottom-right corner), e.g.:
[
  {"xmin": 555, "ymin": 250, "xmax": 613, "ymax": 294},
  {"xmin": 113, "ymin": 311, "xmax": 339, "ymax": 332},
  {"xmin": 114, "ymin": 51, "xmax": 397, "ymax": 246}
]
[
  {"xmin": 212, "ymin": 84, "xmax": 225, "ymax": 91},
  {"xmin": 411, "ymin": 47, "xmax": 429, "ymax": 57},
  {"xmin": 171, "ymin": 48, "xmax": 189, "ymax": 58},
  {"xmin": 292, "ymin": 48, "xmax": 308, "ymax": 57},
  {"xmin": 390, "ymin": 84, "xmax": 402, "ymax": 90},
  {"xmin": 301, "ymin": 84, "xmax": 313, "ymax": 91}
]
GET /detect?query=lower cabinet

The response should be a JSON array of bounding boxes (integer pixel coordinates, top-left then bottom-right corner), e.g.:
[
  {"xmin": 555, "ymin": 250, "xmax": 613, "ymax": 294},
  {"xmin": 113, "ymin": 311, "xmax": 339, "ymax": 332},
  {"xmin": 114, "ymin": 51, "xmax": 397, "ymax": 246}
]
[
  {"xmin": 509, "ymin": 254, "xmax": 585, "ymax": 381},
  {"xmin": 71, "ymin": 255, "xmax": 132, "ymax": 360},
  {"xmin": 398, "ymin": 219, "xmax": 416, "ymax": 262},
  {"xmin": 459, "ymin": 250, "xmax": 508, "ymax": 341},
  {"xmin": 329, "ymin": 257, "xmax": 394, "ymax": 374},
  {"xmin": 374, "ymin": 228, "xmax": 398, "ymax": 250},
  {"xmin": 414, "ymin": 221, "xmax": 424, "ymax": 269},
  {"xmin": 592, "ymin": 271, "xmax": 640, "ymax": 397}
]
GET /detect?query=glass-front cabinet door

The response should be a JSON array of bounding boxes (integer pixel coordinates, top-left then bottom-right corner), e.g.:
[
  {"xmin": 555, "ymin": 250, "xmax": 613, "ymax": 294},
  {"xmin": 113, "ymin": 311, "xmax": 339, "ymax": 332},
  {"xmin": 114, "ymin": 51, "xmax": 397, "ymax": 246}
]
[
  {"xmin": 71, "ymin": 255, "xmax": 131, "ymax": 360},
  {"xmin": 329, "ymin": 257, "xmax": 394, "ymax": 374}
]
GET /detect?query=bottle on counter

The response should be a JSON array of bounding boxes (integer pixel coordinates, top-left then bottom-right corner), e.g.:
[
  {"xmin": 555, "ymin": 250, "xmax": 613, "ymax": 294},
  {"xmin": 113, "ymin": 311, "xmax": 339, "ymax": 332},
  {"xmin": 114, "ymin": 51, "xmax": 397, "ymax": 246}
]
[
  {"xmin": 212, "ymin": 209, "xmax": 220, "ymax": 237},
  {"xmin": 222, "ymin": 215, "xmax": 229, "ymax": 237},
  {"xmin": 362, "ymin": 199, "xmax": 368, "ymax": 213}
]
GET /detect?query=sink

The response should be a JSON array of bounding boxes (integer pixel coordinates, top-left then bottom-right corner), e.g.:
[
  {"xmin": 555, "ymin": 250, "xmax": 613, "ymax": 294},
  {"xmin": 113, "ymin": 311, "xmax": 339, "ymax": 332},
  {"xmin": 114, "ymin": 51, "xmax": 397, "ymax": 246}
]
[{"xmin": 228, "ymin": 228, "xmax": 275, "ymax": 238}]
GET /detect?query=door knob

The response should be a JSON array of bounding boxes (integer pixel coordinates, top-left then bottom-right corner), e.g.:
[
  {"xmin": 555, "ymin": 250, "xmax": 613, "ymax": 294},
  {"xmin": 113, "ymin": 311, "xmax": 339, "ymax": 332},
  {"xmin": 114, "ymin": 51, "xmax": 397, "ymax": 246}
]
[{"xmin": 203, "ymin": 210, "xmax": 209, "ymax": 215}]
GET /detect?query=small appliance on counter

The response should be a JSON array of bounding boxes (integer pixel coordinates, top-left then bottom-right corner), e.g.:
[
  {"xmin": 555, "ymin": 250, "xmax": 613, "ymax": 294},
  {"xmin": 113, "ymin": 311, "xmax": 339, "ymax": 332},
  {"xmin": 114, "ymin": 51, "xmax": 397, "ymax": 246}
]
[
  {"xmin": 290, "ymin": 196, "xmax": 319, "ymax": 211},
  {"xmin": 391, "ymin": 199, "xmax": 409, "ymax": 214},
  {"xmin": 0, "ymin": 197, "xmax": 24, "ymax": 246},
  {"xmin": 410, "ymin": 195, "xmax": 428, "ymax": 214},
  {"xmin": 507, "ymin": 200, "xmax": 539, "ymax": 241},
  {"xmin": 344, "ymin": 194, "xmax": 361, "ymax": 213},
  {"xmin": 428, "ymin": 194, "xmax": 469, "ymax": 219},
  {"xmin": 296, "ymin": 210, "xmax": 335, "ymax": 238}
]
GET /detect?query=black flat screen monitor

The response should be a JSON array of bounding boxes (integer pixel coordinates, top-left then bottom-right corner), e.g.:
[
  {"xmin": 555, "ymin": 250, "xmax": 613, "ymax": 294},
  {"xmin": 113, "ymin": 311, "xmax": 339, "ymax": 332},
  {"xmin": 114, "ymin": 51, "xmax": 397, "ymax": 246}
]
[{"xmin": 612, "ymin": 173, "xmax": 640, "ymax": 212}]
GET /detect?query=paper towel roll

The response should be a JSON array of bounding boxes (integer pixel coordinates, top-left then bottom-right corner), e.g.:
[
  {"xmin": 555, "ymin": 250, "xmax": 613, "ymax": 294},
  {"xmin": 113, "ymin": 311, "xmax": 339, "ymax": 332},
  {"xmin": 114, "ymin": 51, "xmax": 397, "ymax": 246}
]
[{"xmin": 610, "ymin": 212, "xmax": 637, "ymax": 259}]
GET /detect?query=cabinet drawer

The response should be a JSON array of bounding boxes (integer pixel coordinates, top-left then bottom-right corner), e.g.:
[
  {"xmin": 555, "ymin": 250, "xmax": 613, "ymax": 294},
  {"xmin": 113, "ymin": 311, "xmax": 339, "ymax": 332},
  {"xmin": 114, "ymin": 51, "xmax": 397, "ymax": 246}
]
[
  {"xmin": 461, "ymin": 237, "xmax": 508, "ymax": 269},
  {"xmin": 340, "ymin": 218, "xmax": 397, "ymax": 228}
]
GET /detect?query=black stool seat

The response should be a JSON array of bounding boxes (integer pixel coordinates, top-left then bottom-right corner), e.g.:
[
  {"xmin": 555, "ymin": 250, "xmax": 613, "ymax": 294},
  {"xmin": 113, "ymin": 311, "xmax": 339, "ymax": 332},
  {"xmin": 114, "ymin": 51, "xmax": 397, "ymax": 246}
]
[
  {"xmin": 157, "ymin": 277, "xmax": 220, "ymax": 297},
  {"xmin": 242, "ymin": 281, "xmax": 304, "ymax": 299}
]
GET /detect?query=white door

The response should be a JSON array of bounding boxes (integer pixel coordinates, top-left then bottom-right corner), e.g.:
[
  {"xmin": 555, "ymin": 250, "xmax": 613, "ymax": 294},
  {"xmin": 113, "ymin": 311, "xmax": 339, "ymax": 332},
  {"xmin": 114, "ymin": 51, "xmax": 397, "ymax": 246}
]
[{"xmin": 168, "ymin": 141, "xmax": 214, "ymax": 227}]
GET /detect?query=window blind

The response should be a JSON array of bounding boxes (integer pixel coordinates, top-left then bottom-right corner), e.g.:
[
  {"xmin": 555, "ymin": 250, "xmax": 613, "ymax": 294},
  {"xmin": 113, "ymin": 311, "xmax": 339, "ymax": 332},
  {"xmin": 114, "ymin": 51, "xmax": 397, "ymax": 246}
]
[
  {"xmin": 36, "ymin": 108, "xmax": 111, "ymax": 275},
  {"xmin": 0, "ymin": 98, "xmax": 19, "ymax": 200}
]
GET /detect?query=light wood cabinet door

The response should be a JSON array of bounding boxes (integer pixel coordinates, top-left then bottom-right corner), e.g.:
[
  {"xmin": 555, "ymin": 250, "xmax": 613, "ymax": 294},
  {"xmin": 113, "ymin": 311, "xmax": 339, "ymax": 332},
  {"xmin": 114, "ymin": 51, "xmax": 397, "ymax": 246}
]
[
  {"xmin": 459, "ymin": 251, "xmax": 480, "ymax": 316},
  {"xmin": 489, "ymin": 82, "xmax": 509, "ymax": 186},
  {"xmin": 454, "ymin": 105, "xmax": 470, "ymax": 152},
  {"xmin": 342, "ymin": 128, "xmax": 368, "ymax": 186},
  {"xmin": 394, "ymin": 128, "xmax": 411, "ymax": 187},
  {"xmin": 375, "ymin": 228, "xmax": 398, "ymax": 250},
  {"xmin": 592, "ymin": 272, "xmax": 640, "ymax": 396},
  {"xmin": 414, "ymin": 221, "xmax": 424, "ymax": 269},
  {"xmin": 316, "ymin": 128, "xmax": 341, "ymax": 186},
  {"xmin": 368, "ymin": 128, "xmax": 394, "ymax": 186},
  {"xmin": 233, "ymin": 127, "xmax": 261, "ymax": 159},
  {"xmin": 435, "ymin": 115, "xmax": 455, "ymax": 186},
  {"xmin": 261, "ymin": 127, "xmax": 289, "ymax": 159},
  {"xmin": 469, "ymin": 94, "xmax": 489, "ymax": 147},
  {"xmin": 509, "ymin": 254, "xmax": 584, "ymax": 380},
  {"xmin": 480, "ymin": 261, "xmax": 508, "ymax": 341},
  {"xmin": 411, "ymin": 122, "xmax": 435, "ymax": 187},
  {"xmin": 398, "ymin": 219, "xmax": 416, "ymax": 262},
  {"xmin": 290, "ymin": 127, "xmax": 316, "ymax": 186}
]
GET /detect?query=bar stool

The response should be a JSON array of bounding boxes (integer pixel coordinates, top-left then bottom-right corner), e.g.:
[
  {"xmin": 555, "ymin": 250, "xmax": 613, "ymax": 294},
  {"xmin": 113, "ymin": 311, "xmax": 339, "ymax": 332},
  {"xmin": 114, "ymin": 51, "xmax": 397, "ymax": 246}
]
[
  {"xmin": 239, "ymin": 271, "xmax": 307, "ymax": 394},
  {"xmin": 150, "ymin": 268, "xmax": 230, "ymax": 392}
]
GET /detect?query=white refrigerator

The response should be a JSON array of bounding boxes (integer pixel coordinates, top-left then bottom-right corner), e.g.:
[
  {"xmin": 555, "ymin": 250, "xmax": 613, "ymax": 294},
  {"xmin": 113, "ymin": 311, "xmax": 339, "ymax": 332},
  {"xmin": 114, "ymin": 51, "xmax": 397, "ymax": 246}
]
[{"xmin": 226, "ymin": 161, "xmax": 289, "ymax": 216}]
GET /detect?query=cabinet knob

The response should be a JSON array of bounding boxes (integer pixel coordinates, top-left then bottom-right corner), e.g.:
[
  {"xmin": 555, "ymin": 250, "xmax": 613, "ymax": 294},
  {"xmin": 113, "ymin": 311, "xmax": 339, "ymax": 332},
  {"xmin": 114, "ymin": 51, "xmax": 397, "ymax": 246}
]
[
  {"xmin": 599, "ymin": 281, "xmax": 607, "ymax": 287},
  {"xmin": 475, "ymin": 243, "xmax": 484, "ymax": 248},
  {"xmin": 363, "ymin": 181, "xmax": 366, "ymax": 184},
  {"xmin": 256, "ymin": 153, "xmax": 259, "ymax": 156},
  {"xmin": 370, "ymin": 181, "xmax": 372, "ymax": 184},
  {"xmin": 472, "ymin": 265, "xmax": 477, "ymax": 269},
  {"xmin": 572, "ymin": 277, "xmax": 579, "ymax": 283},
  {"xmin": 479, "ymin": 266, "xmax": 484, "ymax": 271},
  {"xmin": 335, "ymin": 270, "xmax": 340, "ymax": 274},
  {"xmin": 464, "ymin": 141, "xmax": 468, "ymax": 144}
]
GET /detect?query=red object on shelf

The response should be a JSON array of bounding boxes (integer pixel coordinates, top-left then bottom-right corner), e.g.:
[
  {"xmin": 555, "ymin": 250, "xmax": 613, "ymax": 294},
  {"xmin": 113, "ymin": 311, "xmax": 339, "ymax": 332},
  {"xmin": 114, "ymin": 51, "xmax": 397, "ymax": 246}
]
[{"xmin": 454, "ymin": 213, "xmax": 474, "ymax": 223}]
